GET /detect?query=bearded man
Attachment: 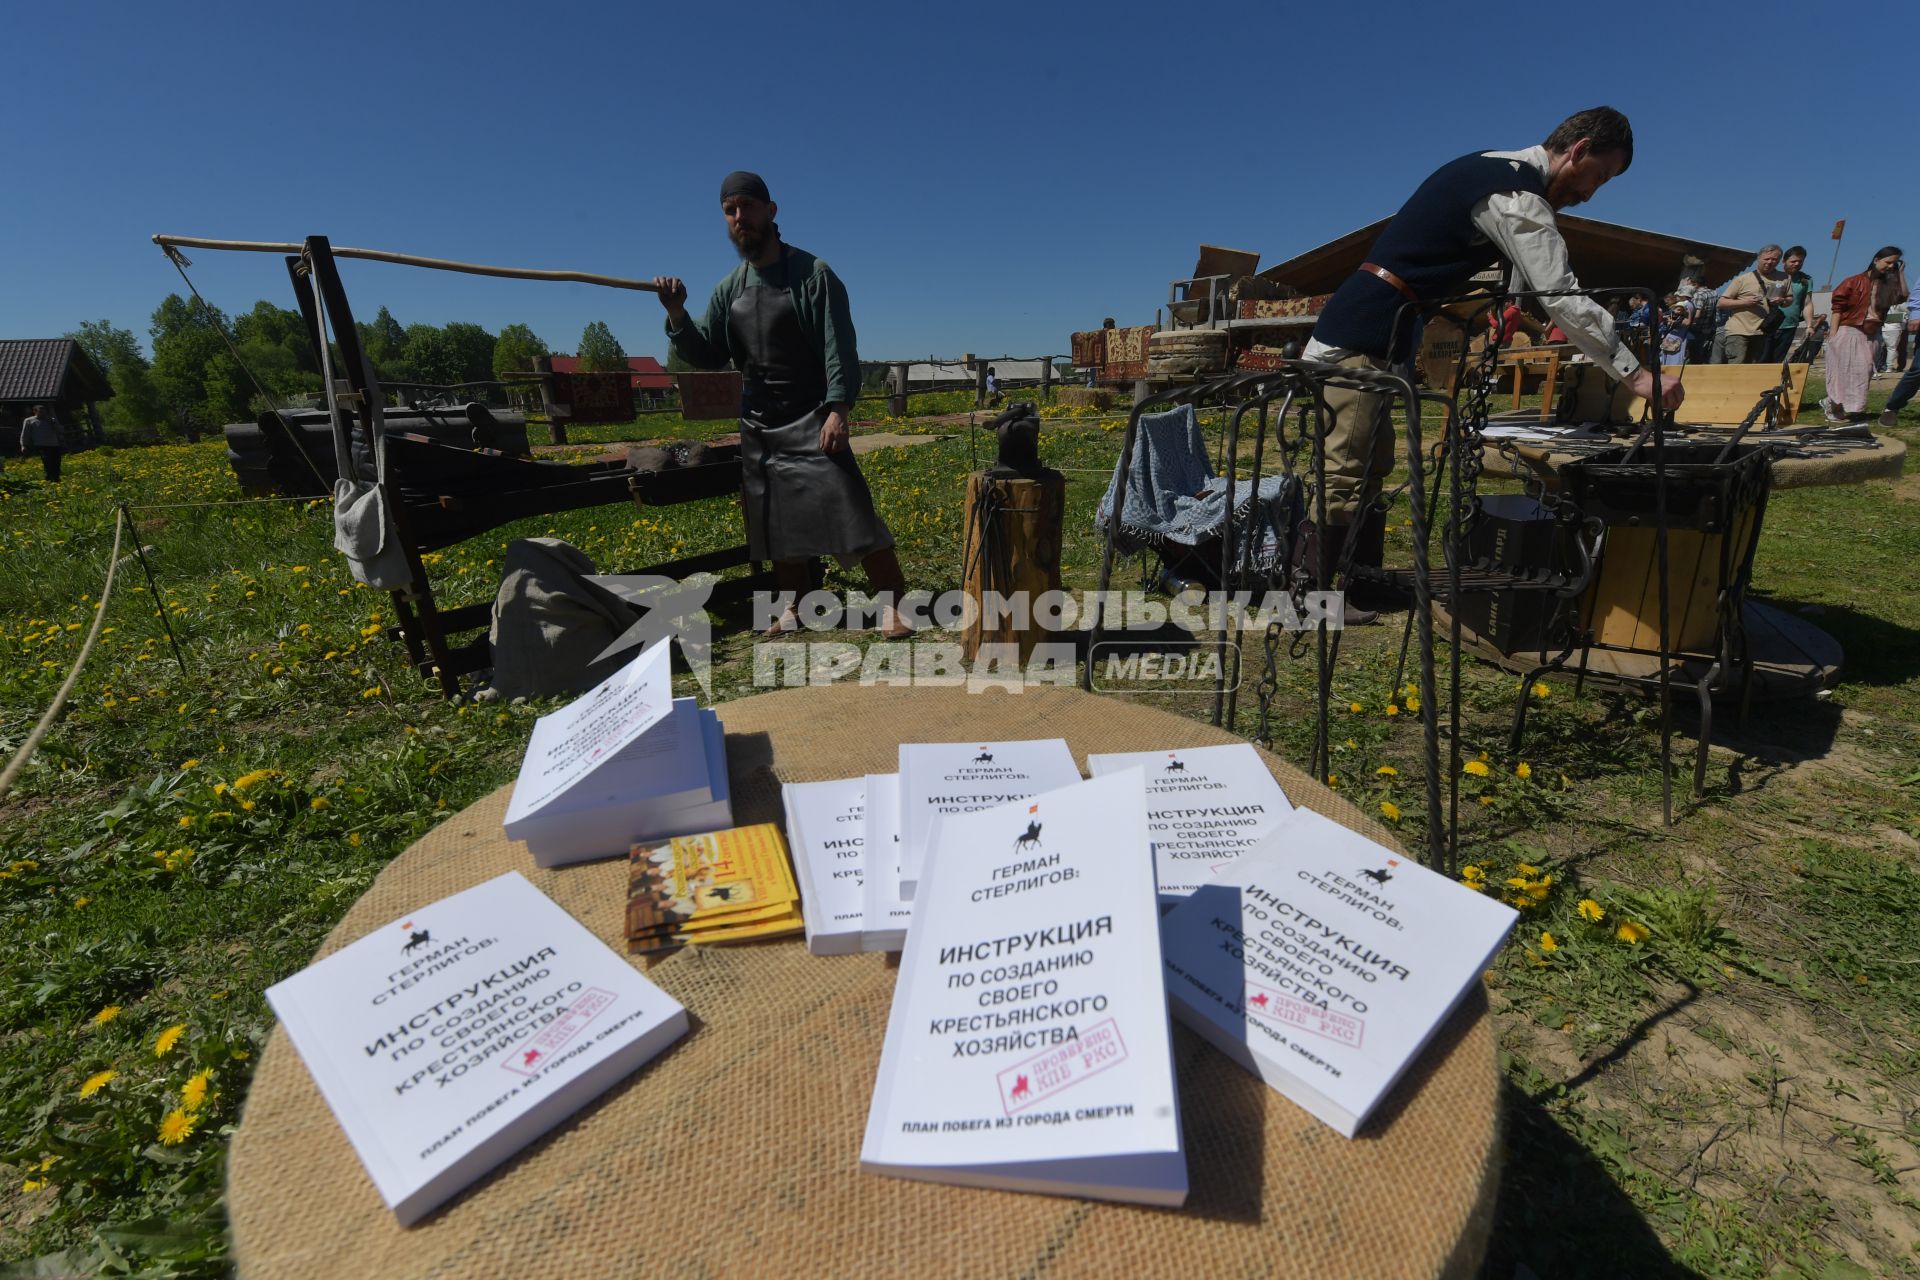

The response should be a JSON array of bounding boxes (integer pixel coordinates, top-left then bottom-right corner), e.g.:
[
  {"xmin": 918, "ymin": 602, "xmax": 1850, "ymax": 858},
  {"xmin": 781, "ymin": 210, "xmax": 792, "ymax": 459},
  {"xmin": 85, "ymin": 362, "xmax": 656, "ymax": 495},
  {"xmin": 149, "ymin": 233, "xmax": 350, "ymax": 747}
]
[{"xmin": 656, "ymin": 171, "xmax": 909, "ymax": 637}]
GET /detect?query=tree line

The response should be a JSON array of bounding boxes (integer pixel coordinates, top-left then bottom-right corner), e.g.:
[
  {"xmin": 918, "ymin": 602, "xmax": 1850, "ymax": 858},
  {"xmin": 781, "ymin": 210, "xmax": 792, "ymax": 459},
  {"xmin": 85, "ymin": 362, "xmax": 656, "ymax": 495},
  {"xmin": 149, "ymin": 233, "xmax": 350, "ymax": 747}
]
[{"xmin": 66, "ymin": 301, "xmax": 635, "ymax": 440}]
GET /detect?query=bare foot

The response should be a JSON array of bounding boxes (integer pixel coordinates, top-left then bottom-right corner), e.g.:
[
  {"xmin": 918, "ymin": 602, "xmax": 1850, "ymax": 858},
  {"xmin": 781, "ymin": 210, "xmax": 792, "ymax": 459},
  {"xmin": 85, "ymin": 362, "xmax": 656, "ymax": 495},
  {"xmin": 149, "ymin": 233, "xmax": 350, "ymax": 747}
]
[
  {"xmin": 878, "ymin": 604, "xmax": 912, "ymax": 640},
  {"xmin": 764, "ymin": 607, "xmax": 801, "ymax": 637}
]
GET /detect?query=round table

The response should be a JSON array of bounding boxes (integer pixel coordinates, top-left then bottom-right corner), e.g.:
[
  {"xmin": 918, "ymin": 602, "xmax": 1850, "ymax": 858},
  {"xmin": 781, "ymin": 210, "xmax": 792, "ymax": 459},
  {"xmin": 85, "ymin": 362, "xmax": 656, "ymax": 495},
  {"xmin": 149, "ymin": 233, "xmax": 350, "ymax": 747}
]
[{"xmin": 229, "ymin": 684, "xmax": 1500, "ymax": 1279}]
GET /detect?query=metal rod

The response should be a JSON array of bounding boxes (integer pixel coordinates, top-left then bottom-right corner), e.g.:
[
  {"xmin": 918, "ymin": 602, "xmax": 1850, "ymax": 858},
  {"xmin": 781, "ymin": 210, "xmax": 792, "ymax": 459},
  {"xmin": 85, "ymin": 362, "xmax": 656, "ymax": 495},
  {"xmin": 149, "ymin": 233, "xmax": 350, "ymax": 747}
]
[{"xmin": 155, "ymin": 233, "xmax": 663, "ymax": 292}]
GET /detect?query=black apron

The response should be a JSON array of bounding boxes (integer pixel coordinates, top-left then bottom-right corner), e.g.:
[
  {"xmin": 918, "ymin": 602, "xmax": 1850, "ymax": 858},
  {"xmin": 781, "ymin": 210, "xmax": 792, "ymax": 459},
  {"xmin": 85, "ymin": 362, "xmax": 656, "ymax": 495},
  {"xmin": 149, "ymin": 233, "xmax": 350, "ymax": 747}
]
[{"xmin": 730, "ymin": 249, "xmax": 893, "ymax": 563}]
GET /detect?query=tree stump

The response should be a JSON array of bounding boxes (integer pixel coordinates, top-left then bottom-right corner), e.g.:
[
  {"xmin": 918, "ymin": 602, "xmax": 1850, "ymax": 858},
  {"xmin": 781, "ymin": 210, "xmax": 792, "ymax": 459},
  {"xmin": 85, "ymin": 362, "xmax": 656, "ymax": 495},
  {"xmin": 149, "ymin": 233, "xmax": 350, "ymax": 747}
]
[{"xmin": 961, "ymin": 470, "xmax": 1067, "ymax": 664}]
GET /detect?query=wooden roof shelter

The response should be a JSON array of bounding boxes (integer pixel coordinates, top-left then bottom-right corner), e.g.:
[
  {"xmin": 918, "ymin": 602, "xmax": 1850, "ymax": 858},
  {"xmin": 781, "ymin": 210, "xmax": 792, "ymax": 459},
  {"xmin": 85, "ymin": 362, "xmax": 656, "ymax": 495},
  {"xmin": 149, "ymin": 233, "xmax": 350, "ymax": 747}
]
[
  {"xmin": 0, "ymin": 339, "xmax": 113, "ymax": 445},
  {"xmin": 1256, "ymin": 215, "xmax": 1755, "ymax": 297},
  {"xmin": 0, "ymin": 339, "xmax": 112, "ymax": 409}
]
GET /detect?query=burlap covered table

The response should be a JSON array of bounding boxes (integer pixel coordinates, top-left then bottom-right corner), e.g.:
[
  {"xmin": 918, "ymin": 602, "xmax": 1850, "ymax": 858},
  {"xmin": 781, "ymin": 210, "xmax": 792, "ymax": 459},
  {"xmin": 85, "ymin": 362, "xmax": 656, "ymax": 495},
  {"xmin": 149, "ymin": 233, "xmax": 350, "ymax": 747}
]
[{"xmin": 229, "ymin": 684, "xmax": 1500, "ymax": 1278}]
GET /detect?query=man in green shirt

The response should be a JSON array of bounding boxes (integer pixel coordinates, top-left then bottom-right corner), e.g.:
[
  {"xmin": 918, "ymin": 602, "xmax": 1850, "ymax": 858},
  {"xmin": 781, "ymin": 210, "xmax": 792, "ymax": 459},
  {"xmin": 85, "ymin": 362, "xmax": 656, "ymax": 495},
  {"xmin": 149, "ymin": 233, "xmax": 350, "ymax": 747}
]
[{"xmin": 655, "ymin": 171, "xmax": 909, "ymax": 638}]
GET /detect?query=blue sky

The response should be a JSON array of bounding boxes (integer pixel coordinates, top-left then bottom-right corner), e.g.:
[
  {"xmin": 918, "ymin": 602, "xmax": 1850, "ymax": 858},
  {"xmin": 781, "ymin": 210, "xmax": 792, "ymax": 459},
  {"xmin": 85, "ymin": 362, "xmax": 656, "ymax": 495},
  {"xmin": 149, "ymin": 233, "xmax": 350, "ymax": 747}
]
[{"xmin": 5, "ymin": 0, "xmax": 1910, "ymax": 363}]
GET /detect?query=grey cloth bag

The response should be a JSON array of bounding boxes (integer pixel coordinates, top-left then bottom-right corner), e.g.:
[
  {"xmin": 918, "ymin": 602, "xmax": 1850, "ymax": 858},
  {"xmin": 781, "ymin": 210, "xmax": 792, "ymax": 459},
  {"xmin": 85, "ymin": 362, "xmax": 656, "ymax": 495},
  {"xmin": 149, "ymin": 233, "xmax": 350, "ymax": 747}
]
[
  {"xmin": 486, "ymin": 538, "xmax": 640, "ymax": 700},
  {"xmin": 309, "ymin": 271, "xmax": 413, "ymax": 591}
]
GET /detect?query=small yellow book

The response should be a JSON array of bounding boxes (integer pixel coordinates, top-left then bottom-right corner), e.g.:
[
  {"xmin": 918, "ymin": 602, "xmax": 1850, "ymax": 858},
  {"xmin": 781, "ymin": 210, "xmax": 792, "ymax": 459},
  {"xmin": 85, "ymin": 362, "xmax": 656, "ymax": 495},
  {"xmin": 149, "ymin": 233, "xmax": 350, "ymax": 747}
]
[{"xmin": 626, "ymin": 823, "xmax": 804, "ymax": 952}]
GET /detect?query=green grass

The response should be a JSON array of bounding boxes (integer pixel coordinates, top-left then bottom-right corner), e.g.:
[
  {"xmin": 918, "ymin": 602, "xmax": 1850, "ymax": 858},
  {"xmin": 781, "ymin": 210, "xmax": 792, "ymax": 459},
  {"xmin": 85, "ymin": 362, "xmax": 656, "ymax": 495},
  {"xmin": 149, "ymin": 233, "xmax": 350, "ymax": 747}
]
[{"xmin": 2, "ymin": 376, "xmax": 1919, "ymax": 1276}]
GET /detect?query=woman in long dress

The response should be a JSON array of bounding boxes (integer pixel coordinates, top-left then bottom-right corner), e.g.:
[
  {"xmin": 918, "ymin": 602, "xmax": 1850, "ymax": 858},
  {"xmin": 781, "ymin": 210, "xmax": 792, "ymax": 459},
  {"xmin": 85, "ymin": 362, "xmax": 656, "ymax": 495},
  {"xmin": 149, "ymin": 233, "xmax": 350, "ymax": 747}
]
[{"xmin": 1823, "ymin": 247, "xmax": 1907, "ymax": 422}]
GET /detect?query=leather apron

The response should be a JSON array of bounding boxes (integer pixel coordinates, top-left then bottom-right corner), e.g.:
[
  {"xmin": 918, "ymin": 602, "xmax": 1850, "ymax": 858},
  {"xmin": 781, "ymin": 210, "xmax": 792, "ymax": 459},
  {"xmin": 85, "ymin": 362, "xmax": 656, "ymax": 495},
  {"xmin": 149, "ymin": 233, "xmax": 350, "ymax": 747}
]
[{"xmin": 730, "ymin": 250, "xmax": 893, "ymax": 563}]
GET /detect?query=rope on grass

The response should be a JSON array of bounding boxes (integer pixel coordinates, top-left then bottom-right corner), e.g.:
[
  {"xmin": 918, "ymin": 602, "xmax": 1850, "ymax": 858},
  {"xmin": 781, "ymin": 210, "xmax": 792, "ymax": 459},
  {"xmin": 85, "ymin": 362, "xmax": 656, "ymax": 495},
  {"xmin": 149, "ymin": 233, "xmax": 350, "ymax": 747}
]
[{"xmin": 0, "ymin": 510, "xmax": 127, "ymax": 806}]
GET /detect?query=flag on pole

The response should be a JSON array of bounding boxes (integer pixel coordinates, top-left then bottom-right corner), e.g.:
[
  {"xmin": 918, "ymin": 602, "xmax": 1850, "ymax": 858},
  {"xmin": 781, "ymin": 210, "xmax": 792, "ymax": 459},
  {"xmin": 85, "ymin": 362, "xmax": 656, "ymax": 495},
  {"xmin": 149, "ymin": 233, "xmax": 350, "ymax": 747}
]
[{"xmin": 1831, "ymin": 219, "xmax": 1846, "ymax": 240}]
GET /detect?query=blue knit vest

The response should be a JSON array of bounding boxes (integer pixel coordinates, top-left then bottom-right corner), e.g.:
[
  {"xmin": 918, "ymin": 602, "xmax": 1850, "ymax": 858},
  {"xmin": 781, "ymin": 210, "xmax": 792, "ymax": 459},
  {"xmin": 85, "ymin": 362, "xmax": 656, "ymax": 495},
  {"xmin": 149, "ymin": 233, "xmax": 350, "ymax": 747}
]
[{"xmin": 1311, "ymin": 151, "xmax": 1548, "ymax": 362}]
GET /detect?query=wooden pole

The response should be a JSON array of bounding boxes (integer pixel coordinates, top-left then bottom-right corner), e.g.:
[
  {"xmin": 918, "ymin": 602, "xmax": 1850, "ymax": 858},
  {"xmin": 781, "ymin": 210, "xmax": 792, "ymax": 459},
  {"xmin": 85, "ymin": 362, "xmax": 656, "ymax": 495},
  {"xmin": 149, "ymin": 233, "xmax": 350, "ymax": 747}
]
[
  {"xmin": 961, "ymin": 470, "xmax": 1067, "ymax": 664},
  {"xmin": 890, "ymin": 362, "xmax": 909, "ymax": 418},
  {"xmin": 153, "ymin": 234, "xmax": 662, "ymax": 292},
  {"xmin": 976, "ymin": 360, "xmax": 989, "ymax": 409},
  {"xmin": 1040, "ymin": 357, "xmax": 1053, "ymax": 402}
]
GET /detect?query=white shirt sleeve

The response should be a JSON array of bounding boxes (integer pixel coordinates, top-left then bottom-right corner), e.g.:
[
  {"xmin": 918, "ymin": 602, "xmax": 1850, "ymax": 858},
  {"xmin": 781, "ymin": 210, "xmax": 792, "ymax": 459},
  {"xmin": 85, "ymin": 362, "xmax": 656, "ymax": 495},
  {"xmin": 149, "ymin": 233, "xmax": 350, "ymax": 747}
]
[{"xmin": 1471, "ymin": 191, "xmax": 1639, "ymax": 381}]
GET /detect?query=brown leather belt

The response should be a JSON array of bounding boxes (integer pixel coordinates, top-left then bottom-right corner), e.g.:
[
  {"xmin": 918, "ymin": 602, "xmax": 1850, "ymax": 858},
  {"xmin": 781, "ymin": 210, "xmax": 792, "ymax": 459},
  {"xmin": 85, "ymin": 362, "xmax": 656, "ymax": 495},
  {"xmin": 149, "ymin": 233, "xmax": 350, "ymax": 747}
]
[{"xmin": 1359, "ymin": 262, "xmax": 1419, "ymax": 303}]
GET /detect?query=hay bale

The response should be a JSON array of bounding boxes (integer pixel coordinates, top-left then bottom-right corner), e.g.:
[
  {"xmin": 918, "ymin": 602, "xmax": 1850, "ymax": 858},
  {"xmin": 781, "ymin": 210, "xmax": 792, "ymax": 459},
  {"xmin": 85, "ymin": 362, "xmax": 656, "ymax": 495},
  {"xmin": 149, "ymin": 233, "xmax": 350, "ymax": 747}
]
[{"xmin": 1058, "ymin": 387, "xmax": 1116, "ymax": 410}]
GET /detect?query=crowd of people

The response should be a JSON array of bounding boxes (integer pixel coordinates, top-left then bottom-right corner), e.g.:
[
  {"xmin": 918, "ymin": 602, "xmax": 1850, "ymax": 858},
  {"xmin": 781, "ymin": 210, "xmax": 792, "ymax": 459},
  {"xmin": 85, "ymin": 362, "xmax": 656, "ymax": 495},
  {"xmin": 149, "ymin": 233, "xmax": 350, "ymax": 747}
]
[{"xmin": 1590, "ymin": 245, "xmax": 1916, "ymax": 426}]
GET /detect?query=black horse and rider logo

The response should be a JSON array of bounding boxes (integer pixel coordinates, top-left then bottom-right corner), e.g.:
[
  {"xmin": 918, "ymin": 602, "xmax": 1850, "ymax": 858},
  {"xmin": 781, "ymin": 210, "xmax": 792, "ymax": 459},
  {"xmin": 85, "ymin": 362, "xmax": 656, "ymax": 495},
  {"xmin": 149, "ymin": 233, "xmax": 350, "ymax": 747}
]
[
  {"xmin": 1014, "ymin": 820, "xmax": 1043, "ymax": 852},
  {"xmin": 974, "ymin": 750, "xmax": 994, "ymax": 763},
  {"xmin": 1164, "ymin": 758, "xmax": 1186, "ymax": 772},
  {"xmin": 402, "ymin": 928, "xmax": 433, "ymax": 954},
  {"xmin": 1360, "ymin": 867, "xmax": 1393, "ymax": 885}
]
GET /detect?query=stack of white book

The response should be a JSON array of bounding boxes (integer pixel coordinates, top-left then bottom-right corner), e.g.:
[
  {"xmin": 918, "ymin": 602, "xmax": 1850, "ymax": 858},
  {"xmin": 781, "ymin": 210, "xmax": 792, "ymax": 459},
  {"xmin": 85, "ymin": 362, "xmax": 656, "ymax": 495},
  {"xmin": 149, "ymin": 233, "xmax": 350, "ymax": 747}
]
[
  {"xmin": 780, "ymin": 777, "xmax": 869, "ymax": 955},
  {"xmin": 502, "ymin": 642, "xmax": 731, "ymax": 868},
  {"xmin": 265, "ymin": 872, "xmax": 689, "ymax": 1224},
  {"xmin": 861, "ymin": 771, "xmax": 1187, "ymax": 1205},
  {"xmin": 1086, "ymin": 743, "xmax": 1293, "ymax": 903},
  {"xmin": 859, "ymin": 773, "xmax": 912, "ymax": 951},
  {"xmin": 896, "ymin": 739, "xmax": 1080, "ymax": 900},
  {"xmin": 1159, "ymin": 807, "xmax": 1518, "ymax": 1137}
]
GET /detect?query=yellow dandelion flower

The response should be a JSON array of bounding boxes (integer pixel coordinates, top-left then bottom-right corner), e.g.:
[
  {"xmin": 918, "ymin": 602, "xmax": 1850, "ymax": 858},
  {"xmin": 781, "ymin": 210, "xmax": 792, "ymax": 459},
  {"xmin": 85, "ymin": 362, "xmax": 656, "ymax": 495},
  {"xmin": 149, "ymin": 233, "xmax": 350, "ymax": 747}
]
[
  {"xmin": 1380, "ymin": 800, "xmax": 1401, "ymax": 822},
  {"xmin": 1478, "ymin": 796, "xmax": 1493, "ymax": 806},
  {"xmin": 1577, "ymin": 898, "xmax": 1605, "ymax": 922},
  {"xmin": 1463, "ymin": 760, "xmax": 1489, "ymax": 777},
  {"xmin": 1516, "ymin": 863, "xmax": 1541, "ymax": 876},
  {"xmin": 178, "ymin": 815, "xmax": 194, "ymax": 828},
  {"xmin": 1539, "ymin": 931, "xmax": 1559, "ymax": 953},
  {"xmin": 20, "ymin": 1156, "xmax": 56, "ymax": 1193},
  {"xmin": 154, "ymin": 1023, "xmax": 186, "ymax": 1057},
  {"xmin": 181, "ymin": 758, "xmax": 199, "ymax": 769},
  {"xmin": 212, "ymin": 782, "xmax": 228, "ymax": 796},
  {"xmin": 1616, "ymin": 921, "xmax": 1649, "ymax": 945},
  {"xmin": 232, "ymin": 768, "xmax": 278, "ymax": 792},
  {"xmin": 1348, "ymin": 701, "xmax": 1363, "ymax": 713},
  {"xmin": 91, "ymin": 1004, "xmax": 122, "ymax": 1026},
  {"xmin": 1405, "ymin": 695, "xmax": 1421, "ymax": 712},
  {"xmin": 1506, "ymin": 876, "xmax": 1532, "ymax": 890},
  {"xmin": 1531, "ymin": 682, "xmax": 1550, "ymax": 698},
  {"xmin": 181, "ymin": 1068, "xmax": 215, "ymax": 1112},
  {"xmin": 73, "ymin": 896, "xmax": 90, "ymax": 909},
  {"xmin": 79, "ymin": 1069, "xmax": 116, "ymax": 1097},
  {"xmin": 157, "ymin": 1108, "xmax": 197, "ymax": 1145},
  {"xmin": 1375, "ymin": 765, "xmax": 1398, "ymax": 777},
  {"xmin": 1461, "ymin": 864, "xmax": 1485, "ymax": 880},
  {"xmin": 1386, "ymin": 703, "xmax": 1400, "ymax": 717},
  {"xmin": 1516, "ymin": 762, "xmax": 1532, "ymax": 779},
  {"xmin": 348, "ymin": 832, "xmax": 363, "ymax": 847},
  {"xmin": 1326, "ymin": 774, "xmax": 1339, "ymax": 788},
  {"xmin": 310, "ymin": 796, "xmax": 329, "ymax": 810}
]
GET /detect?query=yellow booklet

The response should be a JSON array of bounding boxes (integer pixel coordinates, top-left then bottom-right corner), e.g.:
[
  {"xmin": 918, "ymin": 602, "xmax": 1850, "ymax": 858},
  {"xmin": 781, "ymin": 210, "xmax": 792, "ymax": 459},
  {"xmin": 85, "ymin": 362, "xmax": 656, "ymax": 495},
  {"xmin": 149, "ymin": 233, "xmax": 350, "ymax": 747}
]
[{"xmin": 626, "ymin": 823, "xmax": 803, "ymax": 952}]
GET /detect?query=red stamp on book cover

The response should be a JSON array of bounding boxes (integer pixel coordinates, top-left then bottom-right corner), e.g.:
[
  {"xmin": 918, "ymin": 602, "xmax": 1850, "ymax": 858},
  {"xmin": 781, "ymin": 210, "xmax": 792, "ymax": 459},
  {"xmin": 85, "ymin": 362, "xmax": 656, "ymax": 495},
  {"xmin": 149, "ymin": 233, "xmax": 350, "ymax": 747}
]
[
  {"xmin": 500, "ymin": 987, "xmax": 617, "ymax": 1078},
  {"xmin": 1245, "ymin": 983, "xmax": 1364, "ymax": 1048},
  {"xmin": 995, "ymin": 1017, "xmax": 1129, "ymax": 1115}
]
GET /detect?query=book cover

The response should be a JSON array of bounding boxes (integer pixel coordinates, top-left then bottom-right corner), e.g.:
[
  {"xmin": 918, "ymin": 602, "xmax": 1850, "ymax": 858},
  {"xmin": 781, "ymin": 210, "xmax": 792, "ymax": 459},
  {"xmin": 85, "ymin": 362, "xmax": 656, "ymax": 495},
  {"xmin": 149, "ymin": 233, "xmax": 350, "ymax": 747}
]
[
  {"xmin": 860, "ymin": 770, "xmax": 1187, "ymax": 1205},
  {"xmin": 1087, "ymin": 743, "xmax": 1293, "ymax": 901},
  {"xmin": 781, "ymin": 778, "xmax": 868, "ymax": 956},
  {"xmin": 896, "ymin": 739, "xmax": 1079, "ymax": 900},
  {"xmin": 1159, "ymin": 807, "xmax": 1517, "ymax": 1137},
  {"xmin": 265, "ymin": 872, "xmax": 688, "ymax": 1225},
  {"xmin": 859, "ymin": 773, "xmax": 912, "ymax": 952}
]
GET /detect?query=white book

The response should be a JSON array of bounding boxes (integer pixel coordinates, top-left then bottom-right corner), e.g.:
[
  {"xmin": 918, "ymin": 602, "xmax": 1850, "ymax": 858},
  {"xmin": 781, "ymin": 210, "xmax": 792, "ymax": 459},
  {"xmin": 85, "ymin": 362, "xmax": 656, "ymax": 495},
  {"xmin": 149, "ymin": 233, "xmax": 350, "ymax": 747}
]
[
  {"xmin": 896, "ymin": 738, "xmax": 1079, "ymax": 899},
  {"xmin": 265, "ymin": 872, "xmax": 689, "ymax": 1224},
  {"xmin": 512, "ymin": 702, "xmax": 732, "ymax": 868},
  {"xmin": 502, "ymin": 641, "xmax": 681, "ymax": 824},
  {"xmin": 859, "ymin": 773, "xmax": 912, "ymax": 952},
  {"xmin": 781, "ymin": 777, "xmax": 868, "ymax": 956},
  {"xmin": 861, "ymin": 770, "xmax": 1187, "ymax": 1206},
  {"xmin": 1086, "ymin": 743, "xmax": 1293, "ymax": 902},
  {"xmin": 1159, "ymin": 807, "xmax": 1517, "ymax": 1138}
]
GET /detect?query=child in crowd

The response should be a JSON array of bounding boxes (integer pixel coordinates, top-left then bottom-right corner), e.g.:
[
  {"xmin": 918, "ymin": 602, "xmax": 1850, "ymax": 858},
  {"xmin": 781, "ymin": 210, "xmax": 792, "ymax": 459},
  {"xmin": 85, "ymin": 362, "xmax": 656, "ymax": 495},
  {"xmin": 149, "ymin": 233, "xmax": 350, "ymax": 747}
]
[
  {"xmin": 1659, "ymin": 294, "xmax": 1691, "ymax": 366},
  {"xmin": 1625, "ymin": 291, "xmax": 1653, "ymax": 329}
]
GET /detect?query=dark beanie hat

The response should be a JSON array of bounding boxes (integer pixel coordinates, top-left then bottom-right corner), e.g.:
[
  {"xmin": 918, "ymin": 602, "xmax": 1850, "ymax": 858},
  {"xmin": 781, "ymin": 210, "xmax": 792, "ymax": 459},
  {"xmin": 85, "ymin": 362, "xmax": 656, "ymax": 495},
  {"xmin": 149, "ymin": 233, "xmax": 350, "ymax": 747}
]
[{"xmin": 720, "ymin": 171, "xmax": 770, "ymax": 203}]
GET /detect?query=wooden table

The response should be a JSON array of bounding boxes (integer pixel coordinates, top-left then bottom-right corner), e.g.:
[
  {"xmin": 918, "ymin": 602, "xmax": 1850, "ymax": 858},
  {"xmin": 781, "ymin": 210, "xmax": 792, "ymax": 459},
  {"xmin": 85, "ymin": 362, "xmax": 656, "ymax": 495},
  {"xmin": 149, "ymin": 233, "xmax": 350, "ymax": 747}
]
[
  {"xmin": 227, "ymin": 684, "xmax": 1501, "ymax": 1279},
  {"xmin": 1496, "ymin": 345, "xmax": 1564, "ymax": 420}
]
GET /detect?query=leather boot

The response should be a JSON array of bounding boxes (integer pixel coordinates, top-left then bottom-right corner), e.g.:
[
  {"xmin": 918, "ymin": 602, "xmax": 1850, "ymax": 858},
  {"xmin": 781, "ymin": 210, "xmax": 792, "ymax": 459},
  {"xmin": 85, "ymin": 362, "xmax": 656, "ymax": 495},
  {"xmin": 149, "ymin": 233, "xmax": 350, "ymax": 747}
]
[{"xmin": 1290, "ymin": 520, "xmax": 1377, "ymax": 627}]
